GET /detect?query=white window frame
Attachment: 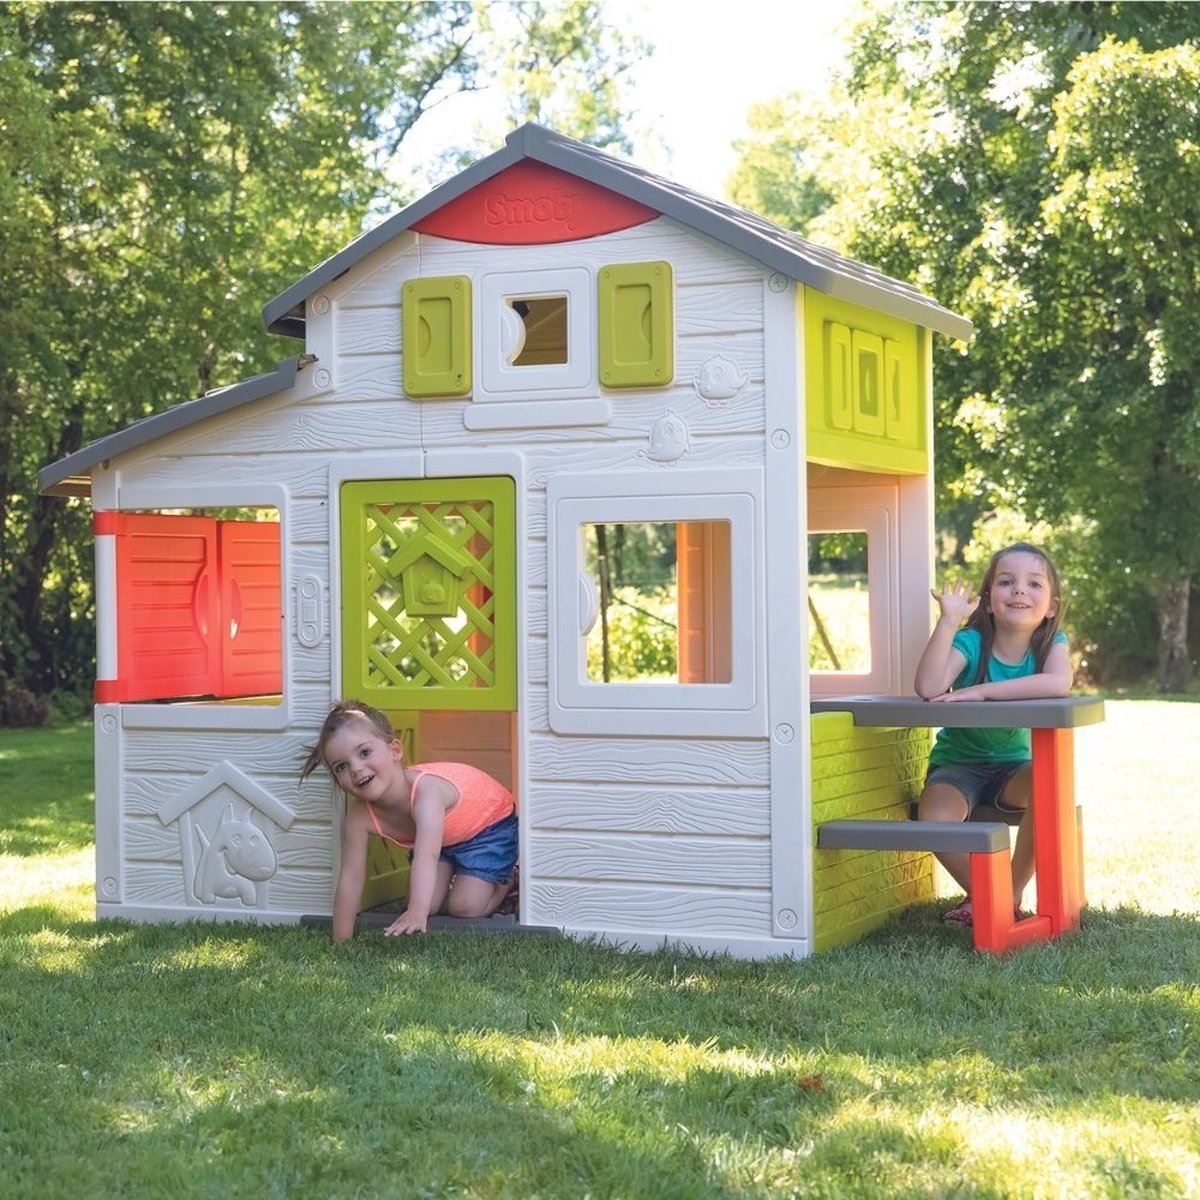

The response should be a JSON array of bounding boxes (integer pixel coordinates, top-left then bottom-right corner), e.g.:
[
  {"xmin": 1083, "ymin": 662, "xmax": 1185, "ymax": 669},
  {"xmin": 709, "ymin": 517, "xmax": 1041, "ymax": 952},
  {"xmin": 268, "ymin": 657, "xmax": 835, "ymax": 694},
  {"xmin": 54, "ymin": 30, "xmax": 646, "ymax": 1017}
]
[
  {"xmin": 478, "ymin": 267, "xmax": 594, "ymax": 400},
  {"xmin": 104, "ymin": 482, "xmax": 291, "ymax": 731},
  {"xmin": 806, "ymin": 489, "xmax": 895, "ymax": 697},
  {"xmin": 548, "ymin": 470, "xmax": 766, "ymax": 736}
]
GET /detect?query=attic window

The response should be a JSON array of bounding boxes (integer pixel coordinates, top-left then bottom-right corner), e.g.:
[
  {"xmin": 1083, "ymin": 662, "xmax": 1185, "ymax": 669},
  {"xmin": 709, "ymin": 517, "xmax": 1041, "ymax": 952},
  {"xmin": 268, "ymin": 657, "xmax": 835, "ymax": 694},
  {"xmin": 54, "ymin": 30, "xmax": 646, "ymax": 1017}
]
[
  {"xmin": 480, "ymin": 267, "xmax": 591, "ymax": 398},
  {"xmin": 506, "ymin": 296, "xmax": 568, "ymax": 366}
]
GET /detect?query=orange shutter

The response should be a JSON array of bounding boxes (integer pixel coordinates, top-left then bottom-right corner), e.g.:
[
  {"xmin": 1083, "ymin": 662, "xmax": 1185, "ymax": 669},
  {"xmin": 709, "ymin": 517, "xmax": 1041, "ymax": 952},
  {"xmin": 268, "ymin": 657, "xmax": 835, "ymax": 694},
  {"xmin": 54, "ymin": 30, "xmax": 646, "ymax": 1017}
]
[
  {"xmin": 95, "ymin": 513, "xmax": 281, "ymax": 703},
  {"xmin": 218, "ymin": 520, "xmax": 283, "ymax": 698},
  {"xmin": 102, "ymin": 513, "xmax": 221, "ymax": 702}
]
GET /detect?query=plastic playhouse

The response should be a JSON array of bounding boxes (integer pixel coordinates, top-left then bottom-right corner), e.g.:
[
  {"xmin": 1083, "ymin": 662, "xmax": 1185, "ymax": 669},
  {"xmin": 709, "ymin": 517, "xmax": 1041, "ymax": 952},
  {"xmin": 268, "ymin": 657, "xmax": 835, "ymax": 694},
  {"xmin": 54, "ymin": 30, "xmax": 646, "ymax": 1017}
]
[{"xmin": 40, "ymin": 124, "xmax": 1101, "ymax": 957}]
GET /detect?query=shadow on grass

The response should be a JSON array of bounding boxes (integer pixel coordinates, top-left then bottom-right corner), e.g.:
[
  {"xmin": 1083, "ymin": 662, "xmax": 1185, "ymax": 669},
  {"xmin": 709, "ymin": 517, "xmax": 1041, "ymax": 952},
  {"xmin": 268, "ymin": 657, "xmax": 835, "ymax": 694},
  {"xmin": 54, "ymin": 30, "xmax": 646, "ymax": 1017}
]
[{"xmin": 2, "ymin": 896, "xmax": 1197, "ymax": 1195}]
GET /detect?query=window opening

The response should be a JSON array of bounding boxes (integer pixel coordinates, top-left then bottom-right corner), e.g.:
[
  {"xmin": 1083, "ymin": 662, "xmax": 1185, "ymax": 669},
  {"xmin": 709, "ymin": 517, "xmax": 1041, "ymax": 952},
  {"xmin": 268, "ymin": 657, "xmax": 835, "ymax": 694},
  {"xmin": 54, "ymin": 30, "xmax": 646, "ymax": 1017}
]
[
  {"xmin": 506, "ymin": 295, "xmax": 568, "ymax": 366},
  {"xmin": 808, "ymin": 531, "xmax": 871, "ymax": 673},
  {"xmin": 584, "ymin": 520, "xmax": 731, "ymax": 684},
  {"xmin": 103, "ymin": 506, "xmax": 282, "ymax": 705}
]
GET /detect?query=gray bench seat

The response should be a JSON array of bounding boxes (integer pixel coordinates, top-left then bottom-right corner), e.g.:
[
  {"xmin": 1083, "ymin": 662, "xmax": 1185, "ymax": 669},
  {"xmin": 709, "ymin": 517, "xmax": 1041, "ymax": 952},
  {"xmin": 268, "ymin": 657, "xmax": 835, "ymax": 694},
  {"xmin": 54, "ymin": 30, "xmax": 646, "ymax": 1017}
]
[{"xmin": 817, "ymin": 818, "xmax": 1009, "ymax": 854}]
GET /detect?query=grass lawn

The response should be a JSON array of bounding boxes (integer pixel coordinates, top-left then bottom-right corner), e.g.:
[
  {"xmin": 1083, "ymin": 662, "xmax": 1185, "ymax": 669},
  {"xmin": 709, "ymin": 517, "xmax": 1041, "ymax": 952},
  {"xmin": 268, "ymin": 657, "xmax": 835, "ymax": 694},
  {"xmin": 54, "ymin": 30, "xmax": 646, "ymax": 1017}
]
[{"xmin": 1, "ymin": 704, "xmax": 1198, "ymax": 1198}]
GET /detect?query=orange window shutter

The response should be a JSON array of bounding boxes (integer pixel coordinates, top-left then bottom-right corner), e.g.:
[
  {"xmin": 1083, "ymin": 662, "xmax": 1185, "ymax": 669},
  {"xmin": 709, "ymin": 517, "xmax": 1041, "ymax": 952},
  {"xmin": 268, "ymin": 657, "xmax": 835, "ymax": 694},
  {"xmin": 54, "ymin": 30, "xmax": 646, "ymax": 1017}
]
[
  {"xmin": 218, "ymin": 520, "xmax": 283, "ymax": 698},
  {"xmin": 676, "ymin": 521, "xmax": 732, "ymax": 685},
  {"xmin": 112, "ymin": 513, "xmax": 222, "ymax": 702}
]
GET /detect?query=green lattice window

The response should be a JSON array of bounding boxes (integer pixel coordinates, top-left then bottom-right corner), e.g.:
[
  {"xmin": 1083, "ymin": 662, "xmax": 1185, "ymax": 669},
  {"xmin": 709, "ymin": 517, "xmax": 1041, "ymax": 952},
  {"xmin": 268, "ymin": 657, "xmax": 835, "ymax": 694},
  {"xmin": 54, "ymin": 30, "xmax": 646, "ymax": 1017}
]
[{"xmin": 340, "ymin": 478, "xmax": 516, "ymax": 710}]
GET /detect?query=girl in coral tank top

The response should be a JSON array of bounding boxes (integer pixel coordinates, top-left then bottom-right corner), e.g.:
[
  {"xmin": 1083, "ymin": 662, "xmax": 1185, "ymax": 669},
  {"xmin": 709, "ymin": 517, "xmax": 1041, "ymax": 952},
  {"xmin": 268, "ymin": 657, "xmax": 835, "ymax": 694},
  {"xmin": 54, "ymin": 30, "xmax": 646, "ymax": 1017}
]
[{"xmin": 302, "ymin": 701, "xmax": 516, "ymax": 942}]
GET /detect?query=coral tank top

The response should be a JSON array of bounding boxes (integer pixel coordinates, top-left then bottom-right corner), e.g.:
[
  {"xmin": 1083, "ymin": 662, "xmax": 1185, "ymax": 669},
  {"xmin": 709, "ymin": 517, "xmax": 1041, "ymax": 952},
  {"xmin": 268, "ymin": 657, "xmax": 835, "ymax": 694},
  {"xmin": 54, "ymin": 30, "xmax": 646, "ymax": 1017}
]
[{"xmin": 364, "ymin": 761, "xmax": 514, "ymax": 849}]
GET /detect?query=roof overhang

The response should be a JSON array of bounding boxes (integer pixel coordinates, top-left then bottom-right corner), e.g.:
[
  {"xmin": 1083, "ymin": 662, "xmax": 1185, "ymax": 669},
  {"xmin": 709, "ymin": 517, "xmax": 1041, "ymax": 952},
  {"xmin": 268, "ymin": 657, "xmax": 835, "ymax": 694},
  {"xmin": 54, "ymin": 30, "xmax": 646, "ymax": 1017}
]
[{"xmin": 39, "ymin": 357, "xmax": 302, "ymax": 498}]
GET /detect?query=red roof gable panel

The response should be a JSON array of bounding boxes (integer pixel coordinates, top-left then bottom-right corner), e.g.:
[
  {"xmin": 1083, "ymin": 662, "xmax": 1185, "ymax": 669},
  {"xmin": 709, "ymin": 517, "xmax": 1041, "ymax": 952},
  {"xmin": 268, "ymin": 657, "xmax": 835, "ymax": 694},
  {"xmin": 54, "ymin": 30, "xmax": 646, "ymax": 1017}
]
[{"xmin": 412, "ymin": 160, "xmax": 657, "ymax": 245}]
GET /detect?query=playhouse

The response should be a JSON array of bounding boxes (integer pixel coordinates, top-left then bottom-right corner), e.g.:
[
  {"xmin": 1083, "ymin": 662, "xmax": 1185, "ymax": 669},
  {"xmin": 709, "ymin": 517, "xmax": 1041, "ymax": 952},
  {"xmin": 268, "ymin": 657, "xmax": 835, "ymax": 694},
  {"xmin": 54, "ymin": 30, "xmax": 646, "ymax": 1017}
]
[{"xmin": 41, "ymin": 123, "xmax": 987, "ymax": 958}]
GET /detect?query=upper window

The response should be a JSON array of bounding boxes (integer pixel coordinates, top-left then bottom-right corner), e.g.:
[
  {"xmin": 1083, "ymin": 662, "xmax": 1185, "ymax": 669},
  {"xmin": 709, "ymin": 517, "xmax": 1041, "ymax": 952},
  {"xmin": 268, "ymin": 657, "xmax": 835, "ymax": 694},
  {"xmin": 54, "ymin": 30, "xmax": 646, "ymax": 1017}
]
[
  {"xmin": 506, "ymin": 296, "xmax": 569, "ymax": 366},
  {"xmin": 479, "ymin": 268, "xmax": 592, "ymax": 398}
]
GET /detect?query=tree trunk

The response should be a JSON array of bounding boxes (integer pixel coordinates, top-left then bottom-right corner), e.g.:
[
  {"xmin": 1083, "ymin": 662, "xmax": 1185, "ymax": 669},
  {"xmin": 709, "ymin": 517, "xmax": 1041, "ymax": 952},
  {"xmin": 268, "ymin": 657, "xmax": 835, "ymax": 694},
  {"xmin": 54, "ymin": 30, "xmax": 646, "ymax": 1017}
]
[{"xmin": 1156, "ymin": 577, "xmax": 1191, "ymax": 693}]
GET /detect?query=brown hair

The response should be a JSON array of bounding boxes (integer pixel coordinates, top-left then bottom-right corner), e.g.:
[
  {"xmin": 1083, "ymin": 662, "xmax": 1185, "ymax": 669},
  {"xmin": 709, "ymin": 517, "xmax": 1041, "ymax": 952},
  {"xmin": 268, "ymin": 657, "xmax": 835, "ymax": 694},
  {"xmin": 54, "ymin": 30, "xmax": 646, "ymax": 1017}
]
[
  {"xmin": 300, "ymin": 700, "xmax": 396, "ymax": 780},
  {"xmin": 965, "ymin": 542, "xmax": 1065, "ymax": 685}
]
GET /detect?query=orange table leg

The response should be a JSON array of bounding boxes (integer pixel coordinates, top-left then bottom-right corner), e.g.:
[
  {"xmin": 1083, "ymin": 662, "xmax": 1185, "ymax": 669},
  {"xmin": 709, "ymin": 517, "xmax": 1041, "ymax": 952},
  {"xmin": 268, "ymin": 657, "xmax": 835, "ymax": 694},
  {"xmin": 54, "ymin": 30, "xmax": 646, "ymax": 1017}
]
[
  {"xmin": 1031, "ymin": 727, "xmax": 1083, "ymax": 936},
  {"xmin": 969, "ymin": 850, "xmax": 1014, "ymax": 954}
]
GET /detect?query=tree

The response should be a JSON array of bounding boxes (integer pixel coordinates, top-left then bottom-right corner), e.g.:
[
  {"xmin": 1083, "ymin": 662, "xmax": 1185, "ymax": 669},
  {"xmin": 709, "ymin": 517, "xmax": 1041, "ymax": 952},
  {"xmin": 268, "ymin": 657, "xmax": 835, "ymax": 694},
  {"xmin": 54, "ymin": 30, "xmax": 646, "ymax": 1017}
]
[
  {"xmin": 1034, "ymin": 39, "xmax": 1200, "ymax": 691},
  {"xmin": 728, "ymin": 1, "xmax": 1200, "ymax": 688},
  {"xmin": 0, "ymin": 1, "xmax": 646, "ymax": 703}
]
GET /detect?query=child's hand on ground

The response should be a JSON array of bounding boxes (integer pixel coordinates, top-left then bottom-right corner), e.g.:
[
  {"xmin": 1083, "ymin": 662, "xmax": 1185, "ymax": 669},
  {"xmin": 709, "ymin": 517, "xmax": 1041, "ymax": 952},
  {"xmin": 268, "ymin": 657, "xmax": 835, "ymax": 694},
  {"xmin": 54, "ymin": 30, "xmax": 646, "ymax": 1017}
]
[
  {"xmin": 384, "ymin": 910, "xmax": 428, "ymax": 935},
  {"xmin": 931, "ymin": 579, "xmax": 980, "ymax": 624}
]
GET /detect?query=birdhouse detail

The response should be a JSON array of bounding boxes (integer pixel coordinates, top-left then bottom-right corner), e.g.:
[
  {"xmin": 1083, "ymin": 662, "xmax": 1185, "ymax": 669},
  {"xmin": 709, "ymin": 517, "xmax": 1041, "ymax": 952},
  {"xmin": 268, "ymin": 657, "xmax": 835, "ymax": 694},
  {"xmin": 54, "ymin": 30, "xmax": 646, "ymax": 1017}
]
[{"xmin": 393, "ymin": 533, "xmax": 474, "ymax": 618}]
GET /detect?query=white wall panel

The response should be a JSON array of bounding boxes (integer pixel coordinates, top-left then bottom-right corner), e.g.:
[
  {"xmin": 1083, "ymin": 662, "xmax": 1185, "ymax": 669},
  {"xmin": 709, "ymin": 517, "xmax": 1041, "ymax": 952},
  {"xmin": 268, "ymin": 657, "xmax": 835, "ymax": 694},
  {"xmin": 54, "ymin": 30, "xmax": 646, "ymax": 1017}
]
[
  {"xmin": 528, "ymin": 880, "xmax": 770, "ymax": 936},
  {"xmin": 529, "ymin": 831, "xmax": 769, "ymax": 886},
  {"xmin": 530, "ymin": 783, "xmax": 769, "ymax": 836},
  {"xmin": 528, "ymin": 734, "xmax": 769, "ymax": 786}
]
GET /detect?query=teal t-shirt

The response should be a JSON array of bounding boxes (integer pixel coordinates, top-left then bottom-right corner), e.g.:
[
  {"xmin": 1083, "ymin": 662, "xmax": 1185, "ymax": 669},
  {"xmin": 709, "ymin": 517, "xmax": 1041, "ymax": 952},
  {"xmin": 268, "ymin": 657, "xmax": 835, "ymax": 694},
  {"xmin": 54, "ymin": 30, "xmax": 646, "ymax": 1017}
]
[{"xmin": 928, "ymin": 628, "xmax": 1069, "ymax": 766}]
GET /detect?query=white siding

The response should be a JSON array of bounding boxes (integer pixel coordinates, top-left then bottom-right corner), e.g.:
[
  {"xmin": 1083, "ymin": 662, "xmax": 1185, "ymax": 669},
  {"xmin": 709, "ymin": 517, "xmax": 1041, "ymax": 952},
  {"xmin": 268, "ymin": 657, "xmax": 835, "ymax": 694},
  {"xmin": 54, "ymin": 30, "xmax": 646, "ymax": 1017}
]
[{"xmin": 99, "ymin": 215, "xmax": 785, "ymax": 951}]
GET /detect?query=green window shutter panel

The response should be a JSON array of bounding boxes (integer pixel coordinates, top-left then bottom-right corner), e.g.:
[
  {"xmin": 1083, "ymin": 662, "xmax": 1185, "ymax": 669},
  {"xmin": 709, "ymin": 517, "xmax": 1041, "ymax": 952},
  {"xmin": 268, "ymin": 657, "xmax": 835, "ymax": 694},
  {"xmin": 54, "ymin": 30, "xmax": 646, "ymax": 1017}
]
[
  {"xmin": 825, "ymin": 322, "xmax": 853, "ymax": 431},
  {"xmin": 340, "ymin": 477, "xmax": 516, "ymax": 711},
  {"xmin": 598, "ymin": 261, "xmax": 674, "ymax": 388},
  {"xmin": 402, "ymin": 276, "xmax": 472, "ymax": 397},
  {"xmin": 851, "ymin": 330, "xmax": 885, "ymax": 438}
]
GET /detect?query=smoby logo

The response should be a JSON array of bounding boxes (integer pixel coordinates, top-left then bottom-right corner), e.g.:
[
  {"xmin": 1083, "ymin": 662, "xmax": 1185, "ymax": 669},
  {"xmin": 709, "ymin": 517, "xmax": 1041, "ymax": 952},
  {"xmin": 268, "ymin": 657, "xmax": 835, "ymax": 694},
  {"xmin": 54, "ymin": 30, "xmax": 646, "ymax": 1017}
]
[{"xmin": 484, "ymin": 189, "xmax": 579, "ymax": 231}]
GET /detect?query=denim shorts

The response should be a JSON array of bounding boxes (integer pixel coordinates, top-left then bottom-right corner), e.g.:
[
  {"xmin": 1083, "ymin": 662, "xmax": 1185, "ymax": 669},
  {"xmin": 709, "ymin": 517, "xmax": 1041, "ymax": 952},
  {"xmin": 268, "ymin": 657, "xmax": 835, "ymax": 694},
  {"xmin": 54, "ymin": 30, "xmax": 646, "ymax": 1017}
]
[
  {"xmin": 925, "ymin": 761, "xmax": 1028, "ymax": 815},
  {"xmin": 411, "ymin": 812, "xmax": 518, "ymax": 885}
]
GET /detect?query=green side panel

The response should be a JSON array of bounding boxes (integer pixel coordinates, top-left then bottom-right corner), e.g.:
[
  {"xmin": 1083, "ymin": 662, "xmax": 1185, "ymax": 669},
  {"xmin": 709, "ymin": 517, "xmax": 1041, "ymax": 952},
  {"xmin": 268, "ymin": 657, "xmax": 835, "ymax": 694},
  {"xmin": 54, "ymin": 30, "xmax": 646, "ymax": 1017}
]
[
  {"xmin": 810, "ymin": 713, "xmax": 935, "ymax": 951},
  {"xmin": 402, "ymin": 276, "xmax": 472, "ymax": 397},
  {"xmin": 598, "ymin": 261, "xmax": 674, "ymax": 388},
  {"xmin": 803, "ymin": 289, "xmax": 928, "ymax": 474},
  {"xmin": 340, "ymin": 477, "xmax": 516, "ymax": 711}
]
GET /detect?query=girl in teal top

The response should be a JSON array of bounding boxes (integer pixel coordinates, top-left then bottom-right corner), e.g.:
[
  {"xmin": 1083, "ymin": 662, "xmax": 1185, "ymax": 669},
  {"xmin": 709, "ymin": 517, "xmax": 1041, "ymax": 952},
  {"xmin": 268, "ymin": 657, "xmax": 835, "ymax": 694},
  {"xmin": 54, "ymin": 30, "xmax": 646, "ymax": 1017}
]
[{"xmin": 913, "ymin": 543, "xmax": 1072, "ymax": 926}]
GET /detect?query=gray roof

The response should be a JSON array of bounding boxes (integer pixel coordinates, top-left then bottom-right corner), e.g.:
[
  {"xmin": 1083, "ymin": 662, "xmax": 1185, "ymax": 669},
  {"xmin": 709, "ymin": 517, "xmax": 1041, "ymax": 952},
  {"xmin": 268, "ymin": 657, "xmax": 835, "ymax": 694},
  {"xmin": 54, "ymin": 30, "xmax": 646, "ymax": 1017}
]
[
  {"xmin": 41, "ymin": 124, "xmax": 972, "ymax": 498},
  {"xmin": 39, "ymin": 357, "xmax": 301, "ymax": 496},
  {"xmin": 264, "ymin": 122, "xmax": 973, "ymax": 342}
]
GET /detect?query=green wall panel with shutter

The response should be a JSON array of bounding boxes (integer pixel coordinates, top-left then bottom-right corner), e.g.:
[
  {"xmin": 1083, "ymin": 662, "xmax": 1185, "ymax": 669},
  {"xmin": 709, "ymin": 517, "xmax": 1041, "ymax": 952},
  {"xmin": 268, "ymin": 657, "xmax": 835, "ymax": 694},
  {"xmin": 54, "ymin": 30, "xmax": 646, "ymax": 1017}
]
[
  {"xmin": 402, "ymin": 276, "xmax": 472, "ymax": 397},
  {"xmin": 804, "ymin": 289, "xmax": 928, "ymax": 474},
  {"xmin": 598, "ymin": 261, "xmax": 674, "ymax": 388}
]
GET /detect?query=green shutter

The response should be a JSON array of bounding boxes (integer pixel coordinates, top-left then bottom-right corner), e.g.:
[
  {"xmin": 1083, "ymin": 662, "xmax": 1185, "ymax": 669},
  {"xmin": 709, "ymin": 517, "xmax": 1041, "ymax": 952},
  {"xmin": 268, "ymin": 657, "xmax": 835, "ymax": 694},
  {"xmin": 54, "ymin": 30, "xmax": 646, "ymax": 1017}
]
[
  {"xmin": 804, "ymin": 289, "xmax": 928, "ymax": 474},
  {"xmin": 402, "ymin": 276, "xmax": 472, "ymax": 397},
  {"xmin": 340, "ymin": 477, "xmax": 515, "ymax": 711},
  {"xmin": 598, "ymin": 261, "xmax": 673, "ymax": 388}
]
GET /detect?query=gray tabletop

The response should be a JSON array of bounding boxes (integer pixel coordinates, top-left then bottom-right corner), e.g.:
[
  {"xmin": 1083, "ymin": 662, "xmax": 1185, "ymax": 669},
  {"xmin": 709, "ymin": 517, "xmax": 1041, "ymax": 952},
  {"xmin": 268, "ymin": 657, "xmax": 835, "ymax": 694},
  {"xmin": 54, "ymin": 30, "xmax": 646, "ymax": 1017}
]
[{"xmin": 810, "ymin": 694, "xmax": 1105, "ymax": 729}]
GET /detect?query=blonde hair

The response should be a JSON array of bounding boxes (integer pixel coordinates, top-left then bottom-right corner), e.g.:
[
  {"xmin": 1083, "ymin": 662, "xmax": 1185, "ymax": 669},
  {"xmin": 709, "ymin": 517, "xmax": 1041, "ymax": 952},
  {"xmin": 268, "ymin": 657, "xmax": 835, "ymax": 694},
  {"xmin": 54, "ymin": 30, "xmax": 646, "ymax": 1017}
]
[
  {"xmin": 300, "ymin": 700, "xmax": 395, "ymax": 780},
  {"xmin": 965, "ymin": 542, "xmax": 1065, "ymax": 685}
]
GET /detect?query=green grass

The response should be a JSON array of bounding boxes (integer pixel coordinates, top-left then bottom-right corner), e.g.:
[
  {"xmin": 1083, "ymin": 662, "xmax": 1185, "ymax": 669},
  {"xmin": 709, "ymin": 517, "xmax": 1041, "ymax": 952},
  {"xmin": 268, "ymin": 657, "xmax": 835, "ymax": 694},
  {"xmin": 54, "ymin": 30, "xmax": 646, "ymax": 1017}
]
[{"xmin": 1, "ymin": 706, "xmax": 1198, "ymax": 1198}]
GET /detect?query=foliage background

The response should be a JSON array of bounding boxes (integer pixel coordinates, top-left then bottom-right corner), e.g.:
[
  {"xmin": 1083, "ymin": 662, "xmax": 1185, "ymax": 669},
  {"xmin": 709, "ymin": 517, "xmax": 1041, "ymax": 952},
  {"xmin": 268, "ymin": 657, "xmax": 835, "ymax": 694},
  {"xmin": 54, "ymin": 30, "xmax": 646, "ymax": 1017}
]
[
  {"xmin": 5, "ymin": 1, "xmax": 1200, "ymax": 716},
  {"xmin": 730, "ymin": 1, "xmax": 1200, "ymax": 691},
  {"xmin": 0, "ymin": 0, "xmax": 642, "ymax": 714}
]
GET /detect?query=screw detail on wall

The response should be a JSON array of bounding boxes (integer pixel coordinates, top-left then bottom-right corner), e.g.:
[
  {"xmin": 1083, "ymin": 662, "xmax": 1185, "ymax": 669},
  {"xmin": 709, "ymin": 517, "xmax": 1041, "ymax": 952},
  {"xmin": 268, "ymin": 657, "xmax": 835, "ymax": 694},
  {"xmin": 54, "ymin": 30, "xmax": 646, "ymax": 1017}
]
[{"xmin": 693, "ymin": 354, "xmax": 749, "ymax": 405}]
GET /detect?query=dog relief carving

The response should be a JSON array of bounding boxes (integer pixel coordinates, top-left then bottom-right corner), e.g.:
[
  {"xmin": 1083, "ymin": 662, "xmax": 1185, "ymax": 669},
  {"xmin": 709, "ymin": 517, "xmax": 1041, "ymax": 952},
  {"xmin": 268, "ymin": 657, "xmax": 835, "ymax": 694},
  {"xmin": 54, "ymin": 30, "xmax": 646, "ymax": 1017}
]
[{"xmin": 159, "ymin": 762, "xmax": 295, "ymax": 909}]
